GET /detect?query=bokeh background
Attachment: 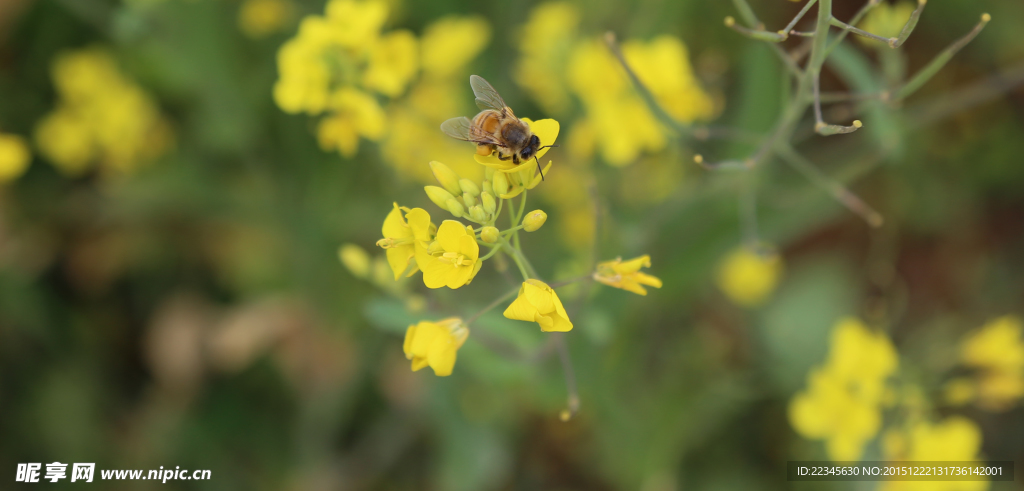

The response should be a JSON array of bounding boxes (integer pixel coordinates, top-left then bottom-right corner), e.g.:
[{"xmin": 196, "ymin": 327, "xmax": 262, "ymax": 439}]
[{"xmin": 1, "ymin": 0, "xmax": 1023, "ymax": 489}]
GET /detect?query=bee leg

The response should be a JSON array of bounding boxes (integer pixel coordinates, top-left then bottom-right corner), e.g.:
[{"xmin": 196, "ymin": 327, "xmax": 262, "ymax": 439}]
[
  {"xmin": 497, "ymin": 153, "xmax": 510, "ymax": 161},
  {"xmin": 535, "ymin": 156, "xmax": 545, "ymax": 181}
]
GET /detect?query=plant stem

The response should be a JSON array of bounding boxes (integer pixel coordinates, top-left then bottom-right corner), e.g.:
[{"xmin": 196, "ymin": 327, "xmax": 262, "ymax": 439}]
[{"xmin": 465, "ymin": 286, "xmax": 521, "ymax": 326}]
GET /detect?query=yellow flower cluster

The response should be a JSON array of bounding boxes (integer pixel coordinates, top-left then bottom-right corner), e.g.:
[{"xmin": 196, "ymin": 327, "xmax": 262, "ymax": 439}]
[
  {"xmin": 35, "ymin": 47, "xmax": 172, "ymax": 176},
  {"xmin": 274, "ymin": 0, "xmax": 492, "ymax": 168},
  {"xmin": 273, "ymin": 0, "xmax": 407, "ymax": 156},
  {"xmin": 0, "ymin": 133, "xmax": 31, "ymax": 183},
  {"xmin": 716, "ymin": 246, "xmax": 783, "ymax": 307},
  {"xmin": 515, "ymin": 2, "xmax": 715, "ymax": 167},
  {"xmin": 881, "ymin": 417, "xmax": 987, "ymax": 491},
  {"xmin": 369, "ymin": 70, "xmax": 662, "ymax": 377},
  {"xmin": 789, "ymin": 317, "xmax": 898, "ymax": 461},
  {"xmin": 238, "ymin": 0, "xmax": 294, "ymax": 39},
  {"xmin": 945, "ymin": 315, "xmax": 1024, "ymax": 411}
]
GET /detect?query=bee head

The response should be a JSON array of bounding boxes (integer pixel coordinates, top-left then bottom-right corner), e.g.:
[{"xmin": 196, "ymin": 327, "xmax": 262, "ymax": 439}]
[{"xmin": 520, "ymin": 135, "xmax": 541, "ymax": 161}]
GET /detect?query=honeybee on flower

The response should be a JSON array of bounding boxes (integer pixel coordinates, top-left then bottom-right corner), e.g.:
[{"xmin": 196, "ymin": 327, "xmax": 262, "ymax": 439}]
[{"xmin": 441, "ymin": 75, "xmax": 558, "ymax": 179}]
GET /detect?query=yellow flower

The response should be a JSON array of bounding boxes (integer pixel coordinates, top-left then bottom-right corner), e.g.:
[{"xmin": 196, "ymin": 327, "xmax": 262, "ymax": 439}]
[
  {"xmin": 859, "ymin": 1, "xmax": 916, "ymax": 47},
  {"xmin": 35, "ymin": 47, "xmax": 171, "ymax": 175},
  {"xmin": 316, "ymin": 88, "xmax": 386, "ymax": 157},
  {"xmin": 880, "ymin": 417, "xmax": 987, "ymax": 491},
  {"xmin": 565, "ymin": 36, "xmax": 713, "ymax": 166},
  {"xmin": 0, "ymin": 133, "xmax": 31, "ymax": 182},
  {"xmin": 362, "ymin": 30, "xmax": 419, "ymax": 97},
  {"xmin": 421, "ymin": 220, "xmax": 480, "ymax": 289},
  {"xmin": 788, "ymin": 317, "xmax": 898, "ymax": 461},
  {"xmin": 515, "ymin": 2, "xmax": 580, "ymax": 115},
  {"xmin": 958, "ymin": 315, "xmax": 1024, "ymax": 411},
  {"xmin": 238, "ymin": 0, "xmax": 294, "ymax": 38},
  {"xmin": 715, "ymin": 246, "xmax": 783, "ymax": 307},
  {"xmin": 503, "ymin": 279, "xmax": 573, "ymax": 332},
  {"xmin": 377, "ymin": 204, "xmax": 433, "ymax": 280},
  {"xmin": 338, "ymin": 243, "xmax": 371, "ymax": 279},
  {"xmin": 421, "ymin": 16, "xmax": 491, "ymax": 78},
  {"xmin": 403, "ymin": 317, "xmax": 468, "ymax": 376},
  {"xmin": 323, "ymin": 0, "xmax": 389, "ymax": 50},
  {"xmin": 593, "ymin": 255, "xmax": 663, "ymax": 296}
]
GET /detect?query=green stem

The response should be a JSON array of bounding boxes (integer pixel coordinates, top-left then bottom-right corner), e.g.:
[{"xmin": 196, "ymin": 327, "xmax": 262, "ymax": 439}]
[
  {"xmin": 479, "ymin": 244, "xmax": 502, "ymax": 261},
  {"xmin": 503, "ymin": 242, "xmax": 531, "ymax": 280},
  {"xmin": 465, "ymin": 286, "xmax": 521, "ymax": 326}
]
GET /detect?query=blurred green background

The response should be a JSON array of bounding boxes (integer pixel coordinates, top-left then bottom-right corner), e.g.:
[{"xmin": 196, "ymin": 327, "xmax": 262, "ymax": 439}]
[{"xmin": 1, "ymin": 0, "xmax": 1023, "ymax": 489}]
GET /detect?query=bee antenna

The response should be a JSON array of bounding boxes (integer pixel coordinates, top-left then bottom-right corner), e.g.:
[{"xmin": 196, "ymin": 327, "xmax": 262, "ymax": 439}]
[
  {"xmin": 535, "ymin": 156, "xmax": 545, "ymax": 181},
  {"xmin": 539, "ymin": 144, "xmax": 559, "ymax": 150}
]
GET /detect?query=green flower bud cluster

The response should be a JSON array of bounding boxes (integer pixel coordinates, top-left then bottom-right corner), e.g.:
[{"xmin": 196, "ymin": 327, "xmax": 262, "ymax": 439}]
[{"xmin": 424, "ymin": 161, "xmax": 500, "ymax": 225}]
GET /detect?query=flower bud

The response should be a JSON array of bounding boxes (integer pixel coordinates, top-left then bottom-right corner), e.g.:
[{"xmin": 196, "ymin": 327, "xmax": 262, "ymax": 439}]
[
  {"xmin": 480, "ymin": 226, "xmax": 499, "ymax": 243},
  {"xmin": 469, "ymin": 205, "xmax": 487, "ymax": 222},
  {"xmin": 463, "ymin": 192, "xmax": 477, "ymax": 208},
  {"xmin": 492, "ymin": 172, "xmax": 509, "ymax": 196},
  {"xmin": 485, "ymin": 167, "xmax": 495, "ymax": 180},
  {"xmin": 429, "ymin": 161, "xmax": 463, "ymax": 196},
  {"xmin": 338, "ymin": 244, "xmax": 370, "ymax": 278},
  {"xmin": 523, "ymin": 209, "xmax": 547, "ymax": 232},
  {"xmin": 427, "ymin": 240, "xmax": 442, "ymax": 255},
  {"xmin": 425, "ymin": 186, "xmax": 456, "ymax": 210},
  {"xmin": 445, "ymin": 198, "xmax": 465, "ymax": 218},
  {"xmin": 480, "ymin": 180, "xmax": 493, "ymax": 196},
  {"xmin": 459, "ymin": 179, "xmax": 480, "ymax": 197},
  {"xmin": 481, "ymin": 192, "xmax": 496, "ymax": 215}
]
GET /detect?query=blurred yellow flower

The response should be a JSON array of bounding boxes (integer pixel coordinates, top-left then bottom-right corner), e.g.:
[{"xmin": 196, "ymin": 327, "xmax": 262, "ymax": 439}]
[
  {"xmin": 565, "ymin": 36, "xmax": 714, "ymax": 166},
  {"xmin": 715, "ymin": 246, "xmax": 783, "ymax": 307},
  {"xmin": 881, "ymin": 417, "xmax": 987, "ymax": 491},
  {"xmin": 338, "ymin": 243, "xmax": 371, "ymax": 279},
  {"xmin": 515, "ymin": 2, "xmax": 580, "ymax": 114},
  {"xmin": 316, "ymin": 88, "xmax": 386, "ymax": 157},
  {"xmin": 0, "ymin": 133, "xmax": 31, "ymax": 182},
  {"xmin": 789, "ymin": 317, "xmax": 898, "ymax": 461},
  {"xmin": 594, "ymin": 255, "xmax": 663, "ymax": 296},
  {"xmin": 376, "ymin": 204, "xmax": 434, "ymax": 280},
  {"xmin": 957, "ymin": 315, "xmax": 1024, "ymax": 411},
  {"xmin": 238, "ymin": 0, "xmax": 294, "ymax": 38},
  {"xmin": 859, "ymin": 1, "xmax": 915, "ymax": 47},
  {"xmin": 35, "ymin": 47, "xmax": 172, "ymax": 176},
  {"xmin": 403, "ymin": 317, "xmax": 468, "ymax": 376},
  {"xmin": 421, "ymin": 16, "xmax": 490, "ymax": 78},
  {"xmin": 363, "ymin": 30, "xmax": 419, "ymax": 98},
  {"xmin": 421, "ymin": 220, "xmax": 480, "ymax": 289},
  {"xmin": 504, "ymin": 279, "xmax": 573, "ymax": 332}
]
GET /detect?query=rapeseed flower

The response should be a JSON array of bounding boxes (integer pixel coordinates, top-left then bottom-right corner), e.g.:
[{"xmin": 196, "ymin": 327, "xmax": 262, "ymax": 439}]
[
  {"xmin": 515, "ymin": 2, "xmax": 579, "ymax": 115},
  {"xmin": 420, "ymin": 220, "xmax": 480, "ymax": 289},
  {"xmin": 0, "ymin": 133, "xmax": 31, "ymax": 182},
  {"xmin": 594, "ymin": 255, "xmax": 663, "ymax": 296},
  {"xmin": 35, "ymin": 47, "xmax": 172, "ymax": 175},
  {"xmin": 504, "ymin": 279, "xmax": 573, "ymax": 332},
  {"xmin": 881, "ymin": 417, "xmax": 987, "ymax": 491},
  {"xmin": 238, "ymin": 0, "xmax": 294, "ymax": 38},
  {"xmin": 565, "ymin": 36, "xmax": 714, "ymax": 166},
  {"xmin": 474, "ymin": 118, "xmax": 560, "ymax": 198},
  {"xmin": 420, "ymin": 16, "xmax": 491, "ymax": 78},
  {"xmin": 376, "ymin": 204, "xmax": 434, "ymax": 280},
  {"xmin": 789, "ymin": 317, "xmax": 898, "ymax": 461},
  {"xmin": 954, "ymin": 315, "xmax": 1024, "ymax": 411},
  {"xmin": 403, "ymin": 317, "xmax": 468, "ymax": 376},
  {"xmin": 363, "ymin": 30, "xmax": 419, "ymax": 98},
  {"xmin": 316, "ymin": 88, "xmax": 386, "ymax": 157},
  {"xmin": 715, "ymin": 246, "xmax": 783, "ymax": 307}
]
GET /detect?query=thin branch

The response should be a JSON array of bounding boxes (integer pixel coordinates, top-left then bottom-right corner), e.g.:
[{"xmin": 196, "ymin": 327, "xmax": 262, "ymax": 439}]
[
  {"xmin": 555, "ymin": 333, "xmax": 580, "ymax": 421},
  {"xmin": 465, "ymin": 286, "xmax": 520, "ymax": 325},
  {"xmin": 782, "ymin": 0, "xmax": 819, "ymax": 37},
  {"xmin": 829, "ymin": 17, "xmax": 894, "ymax": 45},
  {"xmin": 890, "ymin": 0, "xmax": 928, "ymax": 48},
  {"xmin": 824, "ymin": 0, "xmax": 882, "ymax": 58},
  {"xmin": 895, "ymin": 13, "xmax": 991, "ymax": 101},
  {"xmin": 776, "ymin": 144, "xmax": 884, "ymax": 227}
]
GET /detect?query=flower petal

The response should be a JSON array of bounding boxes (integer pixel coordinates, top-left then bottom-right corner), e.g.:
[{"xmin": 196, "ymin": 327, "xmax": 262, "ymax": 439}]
[
  {"xmin": 427, "ymin": 332, "xmax": 458, "ymax": 376},
  {"xmin": 436, "ymin": 220, "xmax": 466, "ymax": 252},
  {"xmin": 423, "ymin": 258, "xmax": 452, "ymax": 289},
  {"xmin": 382, "ymin": 202, "xmax": 408, "ymax": 238},
  {"xmin": 458, "ymin": 234, "xmax": 479, "ymax": 261},
  {"xmin": 385, "ymin": 245, "xmax": 414, "ymax": 280},
  {"xmin": 406, "ymin": 208, "xmax": 432, "ymax": 241}
]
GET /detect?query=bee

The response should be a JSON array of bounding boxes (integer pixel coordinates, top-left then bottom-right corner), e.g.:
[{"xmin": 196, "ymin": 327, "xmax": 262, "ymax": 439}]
[{"xmin": 441, "ymin": 75, "xmax": 556, "ymax": 180}]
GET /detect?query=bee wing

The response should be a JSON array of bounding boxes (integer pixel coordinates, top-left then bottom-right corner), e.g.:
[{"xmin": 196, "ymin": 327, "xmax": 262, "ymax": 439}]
[
  {"xmin": 440, "ymin": 116, "xmax": 505, "ymax": 147},
  {"xmin": 470, "ymin": 75, "xmax": 514, "ymax": 118}
]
